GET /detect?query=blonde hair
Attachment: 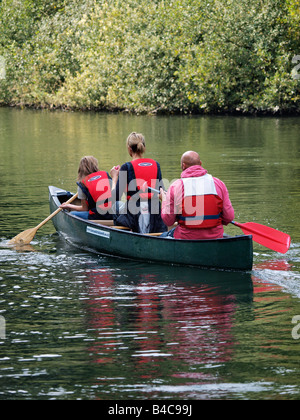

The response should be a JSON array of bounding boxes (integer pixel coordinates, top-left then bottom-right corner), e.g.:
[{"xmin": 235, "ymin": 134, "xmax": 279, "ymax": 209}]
[
  {"xmin": 126, "ymin": 132, "xmax": 146, "ymax": 155},
  {"xmin": 77, "ymin": 156, "xmax": 99, "ymax": 181}
]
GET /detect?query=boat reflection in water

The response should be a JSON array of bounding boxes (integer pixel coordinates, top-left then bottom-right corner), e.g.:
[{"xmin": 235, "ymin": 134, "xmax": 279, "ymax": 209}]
[{"xmin": 82, "ymin": 261, "xmax": 253, "ymax": 391}]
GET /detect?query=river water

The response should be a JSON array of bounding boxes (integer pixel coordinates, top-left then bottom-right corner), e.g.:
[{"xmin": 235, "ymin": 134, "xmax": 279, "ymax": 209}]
[{"xmin": 0, "ymin": 107, "xmax": 299, "ymax": 400}]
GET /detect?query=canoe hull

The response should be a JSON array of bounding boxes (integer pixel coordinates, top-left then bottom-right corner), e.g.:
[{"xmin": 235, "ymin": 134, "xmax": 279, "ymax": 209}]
[{"xmin": 49, "ymin": 186, "xmax": 253, "ymax": 271}]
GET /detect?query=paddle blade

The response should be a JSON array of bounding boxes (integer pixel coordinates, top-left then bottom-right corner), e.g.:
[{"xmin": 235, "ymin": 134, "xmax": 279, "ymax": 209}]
[
  {"xmin": 9, "ymin": 227, "xmax": 38, "ymax": 246},
  {"xmin": 232, "ymin": 222, "xmax": 291, "ymax": 254}
]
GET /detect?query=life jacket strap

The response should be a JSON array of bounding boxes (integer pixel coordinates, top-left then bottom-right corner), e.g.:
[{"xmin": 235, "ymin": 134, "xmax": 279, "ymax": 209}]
[{"xmin": 178, "ymin": 213, "xmax": 222, "ymax": 222}]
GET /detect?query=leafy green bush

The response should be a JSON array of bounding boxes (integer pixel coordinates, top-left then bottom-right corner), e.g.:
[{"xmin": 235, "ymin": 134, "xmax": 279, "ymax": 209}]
[{"xmin": 0, "ymin": 0, "xmax": 299, "ymax": 113}]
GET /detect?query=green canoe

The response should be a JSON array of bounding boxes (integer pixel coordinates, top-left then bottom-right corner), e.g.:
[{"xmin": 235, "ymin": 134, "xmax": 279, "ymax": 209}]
[{"xmin": 49, "ymin": 186, "xmax": 253, "ymax": 271}]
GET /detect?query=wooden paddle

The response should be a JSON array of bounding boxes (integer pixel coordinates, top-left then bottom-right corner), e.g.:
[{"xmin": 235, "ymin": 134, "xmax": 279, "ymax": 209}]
[
  {"xmin": 231, "ymin": 221, "xmax": 291, "ymax": 254},
  {"xmin": 9, "ymin": 193, "xmax": 79, "ymax": 246},
  {"xmin": 142, "ymin": 184, "xmax": 165, "ymax": 195}
]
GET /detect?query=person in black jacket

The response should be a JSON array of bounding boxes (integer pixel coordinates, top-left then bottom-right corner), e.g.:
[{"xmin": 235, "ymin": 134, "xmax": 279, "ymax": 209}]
[{"xmin": 110, "ymin": 132, "xmax": 167, "ymax": 234}]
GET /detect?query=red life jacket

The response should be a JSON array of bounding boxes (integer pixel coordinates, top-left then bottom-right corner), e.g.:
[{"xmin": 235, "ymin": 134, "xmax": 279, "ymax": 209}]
[
  {"xmin": 178, "ymin": 174, "xmax": 223, "ymax": 229},
  {"xmin": 80, "ymin": 171, "xmax": 112, "ymax": 215},
  {"xmin": 128, "ymin": 159, "xmax": 159, "ymax": 201}
]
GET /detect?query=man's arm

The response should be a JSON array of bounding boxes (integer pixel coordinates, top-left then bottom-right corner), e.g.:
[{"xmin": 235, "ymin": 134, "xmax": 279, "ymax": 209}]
[
  {"xmin": 160, "ymin": 185, "xmax": 178, "ymax": 227},
  {"xmin": 218, "ymin": 181, "xmax": 234, "ymax": 225}
]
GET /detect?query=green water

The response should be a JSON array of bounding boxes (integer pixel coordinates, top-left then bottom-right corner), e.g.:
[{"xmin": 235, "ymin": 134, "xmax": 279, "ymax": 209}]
[{"xmin": 0, "ymin": 107, "xmax": 300, "ymax": 400}]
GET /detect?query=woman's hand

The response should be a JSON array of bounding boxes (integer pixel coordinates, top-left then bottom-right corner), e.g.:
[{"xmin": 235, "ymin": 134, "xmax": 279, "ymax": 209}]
[
  {"xmin": 110, "ymin": 165, "xmax": 120, "ymax": 179},
  {"xmin": 159, "ymin": 187, "xmax": 167, "ymax": 202},
  {"xmin": 60, "ymin": 203, "xmax": 70, "ymax": 210},
  {"xmin": 110, "ymin": 165, "xmax": 121, "ymax": 189}
]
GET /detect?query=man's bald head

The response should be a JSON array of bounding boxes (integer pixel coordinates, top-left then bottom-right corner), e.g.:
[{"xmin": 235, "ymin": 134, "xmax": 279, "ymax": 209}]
[{"xmin": 181, "ymin": 151, "xmax": 202, "ymax": 170}]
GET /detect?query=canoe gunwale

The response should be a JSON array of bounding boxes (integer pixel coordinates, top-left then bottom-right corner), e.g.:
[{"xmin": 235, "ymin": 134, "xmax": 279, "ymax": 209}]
[{"xmin": 82, "ymin": 214, "xmax": 251, "ymax": 244}]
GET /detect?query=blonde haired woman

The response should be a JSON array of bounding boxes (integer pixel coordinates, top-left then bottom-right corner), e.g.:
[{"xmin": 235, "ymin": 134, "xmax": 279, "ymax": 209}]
[
  {"xmin": 110, "ymin": 132, "xmax": 167, "ymax": 233},
  {"xmin": 60, "ymin": 156, "xmax": 113, "ymax": 220}
]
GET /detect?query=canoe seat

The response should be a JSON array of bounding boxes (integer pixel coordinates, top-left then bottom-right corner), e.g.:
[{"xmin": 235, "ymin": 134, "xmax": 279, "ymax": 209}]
[
  {"xmin": 91, "ymin": 220, "xmax": 115, "ymax": 226},
  {"xmin": 91, "ymin": 220, "xmax": 131, "ymax": 230},
  {"xmin": 90, "ymin": 219, "xmax": 177, "ymax": 234}
]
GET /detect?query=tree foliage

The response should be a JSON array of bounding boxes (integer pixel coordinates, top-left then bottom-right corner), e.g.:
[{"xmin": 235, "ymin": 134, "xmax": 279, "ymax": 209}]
[{"xmin": 0, "ymin": 0, "xmax": 299, "ymax": 114}]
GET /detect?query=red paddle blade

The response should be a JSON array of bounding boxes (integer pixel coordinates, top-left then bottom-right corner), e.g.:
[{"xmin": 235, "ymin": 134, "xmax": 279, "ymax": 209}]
[{"xmin": 232, "ymin": 222, "xmax": 291, "ymax": 254}]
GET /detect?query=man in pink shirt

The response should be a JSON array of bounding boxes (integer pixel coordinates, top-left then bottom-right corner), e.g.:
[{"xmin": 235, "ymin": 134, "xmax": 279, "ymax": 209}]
[{"xmin": 160, "ymin": 151, "xmax": 235, "ymax": 240}]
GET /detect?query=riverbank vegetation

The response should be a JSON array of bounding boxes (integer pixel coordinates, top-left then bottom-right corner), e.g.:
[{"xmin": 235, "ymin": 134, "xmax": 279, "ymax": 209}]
[{"xmin": 0, "ymin": 0, "xmax": 299, "ymax": 114}]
